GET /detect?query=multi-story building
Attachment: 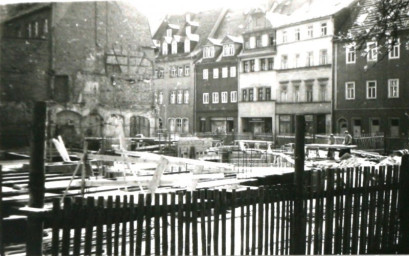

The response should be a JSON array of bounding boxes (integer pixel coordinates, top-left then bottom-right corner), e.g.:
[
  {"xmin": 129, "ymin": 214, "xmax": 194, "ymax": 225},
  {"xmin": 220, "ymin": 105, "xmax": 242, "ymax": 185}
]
[
  {"xmin": 269, "ymin": 0, "xmax": 356, "ymax": 135},
  {"xmin": 0, "ymin": 2, "xmax": 155, "ymax": 147},
  {"xmin": 237, "ymin": 8, "xmax": 277, "ymax": 134},
  {"xmin": 334, "ymin": 0, "xmax": 409, "ymax": 146},
  {"xmin": 195, "ymin": 9, "xmax": 246, "ymax": 133},
  {"xmin": 152, "ymin": 10, "xmax": 225, "ymax": 135}
]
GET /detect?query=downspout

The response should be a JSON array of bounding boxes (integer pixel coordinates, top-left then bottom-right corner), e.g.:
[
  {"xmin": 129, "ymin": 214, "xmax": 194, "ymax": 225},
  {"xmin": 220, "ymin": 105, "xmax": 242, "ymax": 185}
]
[
  {"xmin": 49, "ymin": 3, "xmax": 55, "ymax": 100},
  {"xmin": 193, "ymin": 59, "xmax": 196, "ymax": 134},
  {"xmin": 332, "ymin": 38, "xmax": 337, "ymax": 134}
]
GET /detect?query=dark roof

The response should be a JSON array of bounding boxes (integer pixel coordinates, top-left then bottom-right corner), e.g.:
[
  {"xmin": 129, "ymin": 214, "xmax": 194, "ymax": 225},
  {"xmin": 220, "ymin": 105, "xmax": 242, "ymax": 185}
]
[
  {"xmin": 1, "ymin": 3, "xmax": 50, "ymax": 23},
  {"xmin": 213, "ymin": 8, "xmax": 247, "ymax": 39}
]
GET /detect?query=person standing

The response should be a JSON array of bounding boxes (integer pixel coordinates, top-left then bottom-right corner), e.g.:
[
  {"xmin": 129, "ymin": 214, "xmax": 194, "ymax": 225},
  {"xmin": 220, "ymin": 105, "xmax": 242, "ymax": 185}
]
[
  {"xmin": 327, "ymin": 134, "xmax": 335, "ymax": 159},
  {"xmin": 340, "ymin": 130, "xmax": 353, "ymax": 157}
]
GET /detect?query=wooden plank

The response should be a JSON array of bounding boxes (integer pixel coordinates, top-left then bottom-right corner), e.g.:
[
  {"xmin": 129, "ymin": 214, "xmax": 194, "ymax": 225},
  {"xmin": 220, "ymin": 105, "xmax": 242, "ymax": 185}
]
[
  {"xmin": 275, "ymin": 187, "xmax": 281, "ymax": 256},
  {"xmin": 280, "ymin": 188, "xmax": 285, "ymax": 255},
  {"xmin": 170, "ymin": 192, "xmax": 176, "ymax": 256},
  {"xmin": 213, "ymin": 190, "xmax": 220, "ymax": 255},
  {"xmin": 162, "ymin": 193, "xmax": 169, "ymax": 255},
  {"xmin": 84, "ymin": 197, "xmax": 95, "ymax": 255},
  {"xmin": 129, "ymin": 195, "xmax": 135, "ymax": 256},
  {"xmin": 351, "ymin": 167, "xmax": 361, "ymax": 254},
  {"xmin": 200, "ymin": 190, "xmax": 207, "ymax": 256},
  {"xmin": 285, "ymin": 187, "xmax": 291, "ymax": 254},
  {"xmin": 367, "ymin": 167, "xmax": 377, "ymax": 253},
  {"xmin": 359, "ymin": 166, "xmax": 370, "ymax": 254},
  {"xmin": 334, "ymin": 168, "xmax": 343, "ymax": 254},
  {"xmin": 231, "ymin": 190, "xmax": 236, "ymax": 256},
  {"xmin": 373, "ymin": 167, "xmax": 385, "ymax": 253},
  {"xmin": 307, "ymin": 172, "xmax": 313, "ymax": 255},
  {"xmin": 251, "ymin": 189, "xmax": 257, "ymax": 255},
  {"xmin": 192, "ymin": 191, "xmax": 199, "ymax": 255},
  {"xmin": 61, "ymin": 197, "xmax": 72, "ymax": 255},
  {"xmin": 207, "ymin": 190, "xmax": 213, "ymax": 255},
  {"xmin": 257, "ymin": 188, "xmax": 264, "ymax": 255},
  {"xmin": 135, "ymin": 194, "xmax": 145, "ymax": 256},
  {"xmin": 185, "ymin": 192, "xmax": 191, "ymax": 255},
  {"xmin": 106, "ymin": 196, "xmax": 114, "ymax": 256},
  {"xmin": 145, "ymin": 193, "xmax": 152, "ymax": 255},
  {"xmin": 114, "ymin": 195, "xmax": 121, "ymax": 255},
  {"xmin": 263, "ymin": 187, "xmax": 269, "ymax": 255},
  {"xmin": 177, "ymin": 191, "xmax": 183, "ymax": 256},
  {"xmin": 399, "ymin": 155, "xmax": 409, "ymax": 253},
  {"xmin": 221, "ymin": 189, "xmax": 227, "ymax": 256},
  {"xmin": 245, "ymin": 188, "xmax": 251, "ymax": 255},
  {"xmin": 240, "ymin": 190, "xmax": 245, "ymax": 256},
  {"xmin": 381, "ymin": 166, "xmax": 392, "ymax": 252},
  {"xmin": 342, "ymin": 168, "xmax": 353, "ymax": 254},
  {"xmin": 389, "ymin": 165, "xmax": 399, "ymax": 251},
  {"xmin": 324, "ymin": 169, "xmax": 335, "ymax": 254},
  {"xmin": 96, "ymin": 197, "xmax": 104, "ymax": 255},
  {"xmin": 269, "ymin": 188, "xmax": 275, "ymax": 255},
  {"xmin": 121, "ymin": 196, "xmax": 128, "ymax": 256},
  {"xmin": 154, "ymin": 193, "xmax": 161, "ymax": 255},
  {"xmin": 51, "ymin": 198, "xmax": 61, "ymax": 256},
  {"xmin": 73, "ymin": 197, "xmax": 83, "ymax": 256}
]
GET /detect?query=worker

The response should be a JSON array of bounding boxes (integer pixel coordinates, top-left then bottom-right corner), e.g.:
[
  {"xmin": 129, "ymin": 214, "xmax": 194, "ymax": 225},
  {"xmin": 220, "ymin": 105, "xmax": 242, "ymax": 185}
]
[
  {"xmin": 327, "ymin": 134, "xmax": 335, "ymax": 159},
  {"xmin": 340, "ymin": 130, "xmax": 353, "ymax": 157}
]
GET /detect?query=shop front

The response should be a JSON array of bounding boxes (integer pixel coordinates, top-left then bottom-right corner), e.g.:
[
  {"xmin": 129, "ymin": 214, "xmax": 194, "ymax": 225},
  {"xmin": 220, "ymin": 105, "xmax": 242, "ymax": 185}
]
[{"xmin": 241, "ymin": 117, "xmax": 272, "ymax": 134}]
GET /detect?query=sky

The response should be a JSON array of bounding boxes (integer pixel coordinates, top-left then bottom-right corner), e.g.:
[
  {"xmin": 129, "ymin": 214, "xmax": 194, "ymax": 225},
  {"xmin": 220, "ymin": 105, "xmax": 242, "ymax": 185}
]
[{"xmin": 1, "ymin": 0, "xmax": 268, "ymax": 33}]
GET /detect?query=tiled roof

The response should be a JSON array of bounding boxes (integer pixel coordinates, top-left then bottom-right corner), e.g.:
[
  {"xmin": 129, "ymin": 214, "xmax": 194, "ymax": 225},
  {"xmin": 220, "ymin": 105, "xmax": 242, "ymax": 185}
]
[
  {"xmin": 1, "ymin": 3, "xmax": 50, "ymax": 23},
  {"xmin": 213, "ymin": 8, "xmax": 247, "ymax": 39}
]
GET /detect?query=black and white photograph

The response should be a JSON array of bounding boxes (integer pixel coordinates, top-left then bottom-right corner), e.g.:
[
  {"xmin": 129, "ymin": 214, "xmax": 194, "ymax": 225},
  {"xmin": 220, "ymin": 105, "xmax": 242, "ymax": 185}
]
[{"xmin": 1, "ymin": 0, "xmax": 409, "ymax": 254}]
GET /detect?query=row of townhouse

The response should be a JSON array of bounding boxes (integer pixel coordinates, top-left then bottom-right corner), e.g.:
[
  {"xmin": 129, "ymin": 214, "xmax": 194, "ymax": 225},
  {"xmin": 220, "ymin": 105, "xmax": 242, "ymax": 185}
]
[{"xmin": 152, "ymin": 0, "xmax": 356, "ymax": 137}]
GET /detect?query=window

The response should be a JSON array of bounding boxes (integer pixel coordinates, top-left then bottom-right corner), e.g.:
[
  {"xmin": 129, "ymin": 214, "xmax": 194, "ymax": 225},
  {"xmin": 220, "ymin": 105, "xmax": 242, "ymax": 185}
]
[
  {"xmin": 183, "ymin": 90, "xmax": 189, "ymax": 104},
  {"xmin": 389, "ymin": 38, "xmax": 400, "ymax": 59},
  {"xmin": 306, "ymin": 51, "xmax": 314, "ymax": 66},
  {"xmin": 258, "ymin": 88, "xmax": 264, "ymax": 101},
  {"xmin": 177, "ymin": 90, "xmax": 183, "ymax": 104},
  {"xmin": 388, "ymin": 79, "xmax": 399, "ymax": 98},
  {"xmin": 168, "ymin": 118, "xmax": 175, "ymax": 132},
  {"xmin": 203, "ymin": 93, "xmax": 209, "ymax": 104},
  {"xmin": 213, "ymin": 68, "xmax": 219, "ymax": 79},
  {"xmin": 306, "ymin": 84, "xmax": 313, "ymax": 102},
  {"xmin": 230, "ymin": 66, "xmax": 236, "ymax": 77},
  {"xmin": 212, "ymin": 92, "xmax": 219, "ymax": 104},
  {"xmin": 295, "ymin": 28, "xmax": 300, "ymax": 41},
  {"xmin": 222, "ymin": 67, "xmax": 228, "ymax": 78},
  {"xmin": 158, "ymin": 91, "xmax": 163, "ymax": 104},
  {"xmin": 321, "ymin": 23, "xmax": 327, "ymax": 36},
  {"xmin": 345, "ymin": 82, "xmax": 355, "ymax": 100},
  {"xmin": 170, "ymin": 91, "xmax": 176, "ymax": 104},
  {"xmin": 244, "ymin": 39, "xmax": 250, "ymax": 49},
  {"xmin": 184, "ymin": 39, "xmax": 190, "ymax": 53},
  {"xmin": 319, "ymin": 82, "xmax": 327, "ymax": 101},
  {"xmin": 184, "ymin": 65, "xmax": 190, "ymax": 76},
  {"xmin": 319, "ymin": 49, "xmax": 328, "ymax": 65},
  {"xmin": 282, "ymin": 31, "xmax": 287, "ymax": 43},
  {"xmin": 293, "ymin": 85, "xmax": 300, "ymax": 102},
  {"xmin": 183, "ymin": 119, "xmax": 189, "ymax": 133},
  {"xmin": 34, "ymin": 21, "xmax": 39, "ymax": 37},
  {"xmin": 28, "ymin": 23, "xmax": 32, "ymax": 38},
  {"xmin": 243, "ymin": 61, "xmax": 250, "ymax": 73},
  {"xmin": 178, "ymin": 66, "xmax": 183, "ymax": 77},
  {"xmin": 307, "ymin": 25, "xmax": 313, "ymax": 38},
  {"xmin": 268, "ymin": 58, "xmax": 274, "ymax": 70},
  {"xmin": 346, "ymin": 44, "xmax": 356, "ymax": 63},
  {"xmin": 249, "ymin": 36, "xmax": 256, "ymax": 48},
  {"xmin": 159, "ymin": 69, "xmax": 164, "ymax": 78},
  {"xmin": 203, "ymin": 46, "xmax": 215, "ymax": 58},
  {"xmin": 367, "ymin": 42, "xmax": 378, "ymax": 61},
  {"xmin": 266, "ymin": 88, "xmax": 271, "ymax": 100},
  {"xmin": 262, "ymin": 34, "xmax": 268, "ymax": 46},
  {"xmin": 294, "ymin": 54, "xmax": 300, "ymax": 68},
  {"xmin": 256, "ymin": 36, "xmax": 262, "ymax": 47},
  {"xmin": 242, "ymin": 89, "xmax": 248, "ymax": 101},
  {"xmin": 223, "ymin": 44, "xmax": 235, "ymax": 56},
  {"xmin": 366, "ymin": 80, "xmax": 377, "ymax": 99},
  {"xmin": 166, "ymin": 28, "xmax": 172, "ymax": 37},
  {"xmin": 260, "ymin": 59, "xmax": 267, "ymax": 71},
  {"xmin": 170, "ymin": 66, "xmax": 176, "ymax": 77},
  {"xmin": 280, "ymin": 86, "xmax": 288, "ymax": 101},
  {"xmin": 171, "ymin": 41, "xmax": 177, "ymax": 54},
  {"xmin": 221, "ymin": 91, "xmax": 228, "ymax": 103},
  {"xmin": 43, "ymin": 19, "xmax": 48, "ymax": 34},
  {"xmin": 249, "ymin": 88, "xmax": 254, "ymax": 101},
  {"xmin": 281, "ymin": 55, "xmax": 288, "ymax": 69},
  {"xmin": 231, "ymin": 91, "xmax": 237, "ymax": 102},
  {"xmin": 162, "ymin": 42, "xmax": 168, "ymax": 55},
  {"xmin": 203, "ymin": 69, "xmax": 208, "ymax": 80},
  {"xmin": 250, "ymin": 60, "xmax": 255, "ymax": 72},
  {"xmin": 176, "ymin": 118, "xmax": 182, "ymax": 132}
]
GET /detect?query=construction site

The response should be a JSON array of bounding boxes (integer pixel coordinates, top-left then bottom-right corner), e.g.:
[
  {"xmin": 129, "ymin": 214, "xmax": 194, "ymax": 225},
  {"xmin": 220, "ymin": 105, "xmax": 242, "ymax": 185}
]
[{"xmin": 1, "ymin": 102, "xmax": 409, "ymax": 255}]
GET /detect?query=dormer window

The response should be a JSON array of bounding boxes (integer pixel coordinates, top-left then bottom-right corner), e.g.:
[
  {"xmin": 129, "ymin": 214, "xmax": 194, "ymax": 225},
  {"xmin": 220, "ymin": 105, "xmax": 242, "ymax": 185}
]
[
  {"xmin": 223, "ymin": 44, "xmax": 234, "ymax": 56},
  {"xmin": 166, "ymin": 28, "xmax": 172, "ymax": 37},
  {"xmin": 184, "ymin": 39, "xmax": 190, "ymax": 53},
  {"xmin": 203, "ymin": 46, "xmax": 215, "ymax": 58},
  {"xmin": 249, "ymin": 36, "xmax": 256, "ymax": 49},
  {"xmin": 162, "ymin": 42, "xmax": 168, "ymax": 55},
  {"xmin": 171, "ymin": 41, "xmax": 177, "ymax": 54},
  {"xmin": 186, "ymin": 26, "xmax": 191, "ymax": 35},
  {"xmin": 262, "ymin": 34, "xmax": 268, "ymax": 47}
]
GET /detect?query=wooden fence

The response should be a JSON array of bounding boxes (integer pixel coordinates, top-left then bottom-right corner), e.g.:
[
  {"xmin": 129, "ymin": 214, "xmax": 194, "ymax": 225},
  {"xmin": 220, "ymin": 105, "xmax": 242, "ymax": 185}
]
[{"xmin": 43, "ymin": 165, "xmax": 405, "ymax": 255}]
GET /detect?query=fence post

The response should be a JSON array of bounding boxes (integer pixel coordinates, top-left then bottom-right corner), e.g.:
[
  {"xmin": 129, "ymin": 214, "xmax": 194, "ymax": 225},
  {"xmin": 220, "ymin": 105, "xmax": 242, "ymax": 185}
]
[
  {"xmin": 26, "ymin": 101, "xmax": 47, "ymax": 256},
  {"xmin": 292, "ymin": 115, "xmax": 306, "ymax": 255},
  {"xmin": 0, "ymin": 165, "xmax": 4, "ymax": 256},
  {"xmin": 399, "ymin": 154, "xmax": 409, "ymax": 253}
]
